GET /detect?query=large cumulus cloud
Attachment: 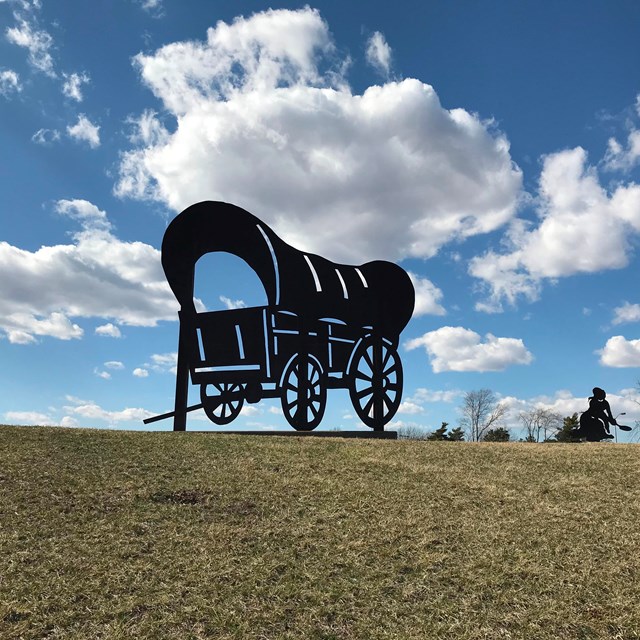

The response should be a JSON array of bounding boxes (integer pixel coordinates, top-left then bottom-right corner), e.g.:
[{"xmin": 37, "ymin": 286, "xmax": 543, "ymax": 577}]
[
  {"xmin": 470, "ymin": 147, "xmax": 640, "ymax": 310},
  {"xmin": 0, "ymin": 199, "xmax": 177, "ymax": 344},
  {"xmin": 116, "ymin": 7, "xmax": 522, "ymax": 263}
]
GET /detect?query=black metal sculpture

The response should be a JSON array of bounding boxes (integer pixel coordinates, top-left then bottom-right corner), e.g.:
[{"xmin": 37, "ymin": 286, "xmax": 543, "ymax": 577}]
[
  {"xmin": 571, "ymin": 387, "xmax": 632, "ymax": 441},
  {"xmin": 145, "ymin": 201, "xmax": 415, "ymax": 431}
]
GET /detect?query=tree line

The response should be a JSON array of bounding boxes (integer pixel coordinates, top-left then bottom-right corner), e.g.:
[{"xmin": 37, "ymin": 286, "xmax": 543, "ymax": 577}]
[{"xmin": 400, "ymin": 386, "xmax": 638, "ymax": 442}]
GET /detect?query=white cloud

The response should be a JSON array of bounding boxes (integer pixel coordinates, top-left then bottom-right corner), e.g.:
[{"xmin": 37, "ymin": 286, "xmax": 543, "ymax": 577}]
[
  {"xmin": 599, "ymin": 336, "xmax": 640, "ymax": 368},
  {"xmin": 405, "ymin": 326, "xmax": 533, "ymax": 372},
  {"xmin": 6, "ymin": 14, "xmax": 55, "ymax": 76},
  {"xmin": 31, "ymin": 128, "xmax": 61, "ymax": 145},
  {"xmin": 67, "ymin": 114, "xmax": 100, "ymax": 148},
  {"xmin": 603, "ymin": 102, "xmax": 640, "ymax": 173},
  {"xmin": 397, "ymin": 400, "xmax": 423, "ymax": 415},
  {"xmin": 55, "ymin": 198, "xmax": 110, "ymax": 230},
  {"xmin": 116, "ymin": 7, "xmax": 521, "ymax": 264},
  {"xmin": 62, "ymin": 401, "xmax": 154, "ymax": 425},
  {"xmin": 95, "ymin": 323, "xmax": 122, "ymax": 338},
  {"xmin": 410, "ymin": 388, "xmax": 462, "ymax": 403},
  {"xmin": 94, "ymin": 368, "xmax": 111, "ymax": 380},
  {"xmin": 104, "ymin": 360, "xmax": 124, "ymax": 370},
  {"xmin": 0, "ymin": 199, "xmax": 178, "ymax": 343},
  {"xmin": 366, "ymin": 31, "xmax": 392, "ymax": 77},
  {"xmin": 1, "ymin": 311, "xmax": 83, "ymax": 343},
  {"xmin": 62, "ymin": 71, "xmax": 89, "ymax": 102},
  {"xmin": 0, "ymin": 69, "xmax": 21, "ymax": 96},
  {"xmin": 4, "ymin": 410, "xmax": 55, "ymax": 425},
  {"xmin": 133, "ymin": 367, "xmax": 149, "ymax": 377},
  {"xmin": 139, "ymin": 0, "xmax": 163, "ymax": 16},
  {"xmin": 470, "ymin": 146, "xmax": 640, "ymax": 310},
  {"xmin": 127, "ymin": 109, "xmax": 169, "ymax": 146},
  {"xmin": 146, "ymin": 352, "xmax": 177, "ymax": 374},
  {"xmin": 612, "ymin": 302, "xmax": 640, "ymax": 326},
  {"xmin": 408, "ymin": 272, "xmax": 445, "ymax": 316},
  {"xmin": 60, "ymin": 416, "xmax": 79, "ymax": 428},
  {"xmin": 219, "ymin": 295, "xmax": 246, "ymax": 310}
]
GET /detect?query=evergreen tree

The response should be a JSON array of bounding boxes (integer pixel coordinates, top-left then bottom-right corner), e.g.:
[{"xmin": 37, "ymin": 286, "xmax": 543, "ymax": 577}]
[
  {"xmin": 483, "ymin": 427, "xmax": 510, "ymax": 442},
  {"xmin": 448, "ymin": 426, "xmax": 465, "ymax": 441},
  {"xmin": 426, "ymin": 422, "xmax": 450, "ymax": 441},
  {"xmin": 551, "ymin": 413, "xmax": 581, "ymax": 442}
]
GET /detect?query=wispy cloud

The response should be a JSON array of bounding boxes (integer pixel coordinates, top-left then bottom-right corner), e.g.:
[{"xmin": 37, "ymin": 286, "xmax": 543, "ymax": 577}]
[
  {"xmin": 67, "ymin": 114, "xmax": 100, "ymax": 148},
  {"xmin": 365, "ymin": 31, "xmax": 392, "ymax": 78},
  {"xmin": 4, "ymin": 410, "xmax": 55, "ymax": 425},
  {"xmin": 612, "ymin": 302, "xmax": 640, "ymax": 326},
  {"xmin": 219, "ymin": 295, "xmax": 246, "ymax": 310},
  {"xmin": 0, "ymin": 69, "xmax": 21, "ymax": 96},
  {"xmin": 31, "ymin": 128, "xmax": 61, "ymax": 145},
  {"xmin": 6, "ymin": 14, "xmax": 56, "ymax": 77},
  {"xmin": 62, "ymin": 71, "xmax": 90, "ymax": 102}
]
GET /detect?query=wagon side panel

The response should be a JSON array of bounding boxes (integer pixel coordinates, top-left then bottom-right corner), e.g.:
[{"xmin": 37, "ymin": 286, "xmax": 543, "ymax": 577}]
[{"xmin": 189, "ymin": 307, "xmax": 268, "ymax": 384}]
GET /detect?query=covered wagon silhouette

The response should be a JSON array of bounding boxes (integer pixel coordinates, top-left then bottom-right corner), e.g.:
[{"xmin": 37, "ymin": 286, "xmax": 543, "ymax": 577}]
[{"xmin": 146, "ymin": 201, "xmax": 415, "ymax": 431}]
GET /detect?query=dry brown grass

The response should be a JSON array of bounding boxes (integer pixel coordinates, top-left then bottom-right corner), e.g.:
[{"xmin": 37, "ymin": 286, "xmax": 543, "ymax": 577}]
[{"xmin": 1, "ymin": 425, "xmax": 640, "ymax": 639}]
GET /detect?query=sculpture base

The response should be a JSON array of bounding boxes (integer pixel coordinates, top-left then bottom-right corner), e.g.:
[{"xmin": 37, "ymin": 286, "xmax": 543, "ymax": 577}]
[{"xmin": 182, "ymin": 430, "xmax": 397, "ymax": 439}]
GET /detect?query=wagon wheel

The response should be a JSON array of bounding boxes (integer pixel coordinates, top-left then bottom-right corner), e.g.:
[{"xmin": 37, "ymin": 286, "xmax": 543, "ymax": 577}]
[
  {"xmin": 200, "ymin": 382, "xmax": 244, "ymax": 425},
  {"xmin": 348, "ymin": 336, "xmax": 402, "ymax": 430},
  {"xmin": 280, "ymin": 354, "xmax": 326, "ymax": 431}
]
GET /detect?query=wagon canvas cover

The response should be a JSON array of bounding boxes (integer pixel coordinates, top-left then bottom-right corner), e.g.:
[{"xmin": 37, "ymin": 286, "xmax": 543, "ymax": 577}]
[{"xmin": 162, "ymin": 201, "xmax": 414, "ymax": 339}]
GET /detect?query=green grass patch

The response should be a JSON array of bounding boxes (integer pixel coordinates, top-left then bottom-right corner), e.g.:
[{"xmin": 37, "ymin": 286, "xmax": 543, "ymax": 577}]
[{"xmin": 1, "ymin": 425, "xmax": 640, "ymax": 639}]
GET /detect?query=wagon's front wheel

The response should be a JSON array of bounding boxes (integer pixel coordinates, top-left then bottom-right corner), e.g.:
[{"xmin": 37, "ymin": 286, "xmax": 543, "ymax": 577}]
[
  {"xmin": 280, "ymin": 354, "xmax": 326, "ymax": 431},
  {"xmin": 348, "ymin": 336, "xmax": 402, "ymax": 430},
  {"xmin": 200, "ymin": 382, "xmax": 244, "ymax": 425}
]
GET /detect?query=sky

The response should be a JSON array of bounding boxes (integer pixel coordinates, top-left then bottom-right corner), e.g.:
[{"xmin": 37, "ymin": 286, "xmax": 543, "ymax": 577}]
[{"xmin": 1, "ymin": 0, "xmax": 640, "ymax": 440}]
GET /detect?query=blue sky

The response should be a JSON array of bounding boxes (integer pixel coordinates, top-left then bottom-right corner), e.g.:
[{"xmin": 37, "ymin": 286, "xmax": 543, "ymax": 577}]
[{"xmin": 2, "ymin": 0, "xmax": 640, "ymax": 439}]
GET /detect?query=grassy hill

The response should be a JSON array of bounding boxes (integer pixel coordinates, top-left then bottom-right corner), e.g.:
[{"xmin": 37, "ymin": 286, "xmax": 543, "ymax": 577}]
[{"xmin": 1, "ymin": 425, "xmax": 640, "ymax": 639}]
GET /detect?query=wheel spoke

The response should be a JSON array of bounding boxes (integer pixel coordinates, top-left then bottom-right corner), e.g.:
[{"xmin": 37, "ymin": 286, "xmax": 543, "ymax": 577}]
[
  {"xmin": 208, "ymin": 397, "xmax": 224, "ymax": 410},
  {"xmin": 363, "ymin": 395, "xmax": 375, "ymax": 418},
  {"xmin": 363, "ymin": 348, "xmax": 374, "ymax": 371},
  {"xmin": 381, "ymin": 348, "xmax": 391, "ymax": 370},
  {"xmin": 382, "ymin": 362, "xmax": 398, "ymax": 377},
  {"xmin": 356, "ymin": 386, "xmax": 374, "ymax": 400},
  {"xmin": 355, "ymin": 370, "xmax": 372, "ymax": 382}
]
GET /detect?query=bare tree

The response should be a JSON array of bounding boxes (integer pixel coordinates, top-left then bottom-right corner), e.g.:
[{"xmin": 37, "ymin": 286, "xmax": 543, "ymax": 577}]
[
  {"xmin": 518, "ymin": 408, "xmax": 563, "ymax": 442},
  {"xmin": 459, "ymin": 389, "xmax": 507, "ymax": 442}
]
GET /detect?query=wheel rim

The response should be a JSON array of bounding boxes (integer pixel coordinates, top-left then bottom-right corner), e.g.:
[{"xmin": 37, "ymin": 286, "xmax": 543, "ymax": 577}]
[
  {"xmin": 281, "ymin": 356, "xmax": 326, "ymax": 431},
  {"xmin": 349, "ymin": 338, "xmax": 402, "ymax": 429},
  {"xmin": 200, "ymin": 382, "xmax": 244, "ymax": 425}
]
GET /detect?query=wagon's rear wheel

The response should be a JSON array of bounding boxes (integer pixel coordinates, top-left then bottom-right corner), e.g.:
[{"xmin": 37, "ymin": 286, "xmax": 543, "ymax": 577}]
[
  {"xmin": 348, "ymin": 336, "xmax": 402, "ymax": 430},
  {"xmin": 280, "ymin": 354, "xmax": 326, "ymax": 431},
  {"xmin": 200, "ymin": 382, "xmax": 244, "ymax": 425}
]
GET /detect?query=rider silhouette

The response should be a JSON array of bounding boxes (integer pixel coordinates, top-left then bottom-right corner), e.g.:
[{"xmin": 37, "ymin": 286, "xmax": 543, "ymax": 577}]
[{"xmin": 577, "ymin": 387, "xmax": 616, "ymax": 441}]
